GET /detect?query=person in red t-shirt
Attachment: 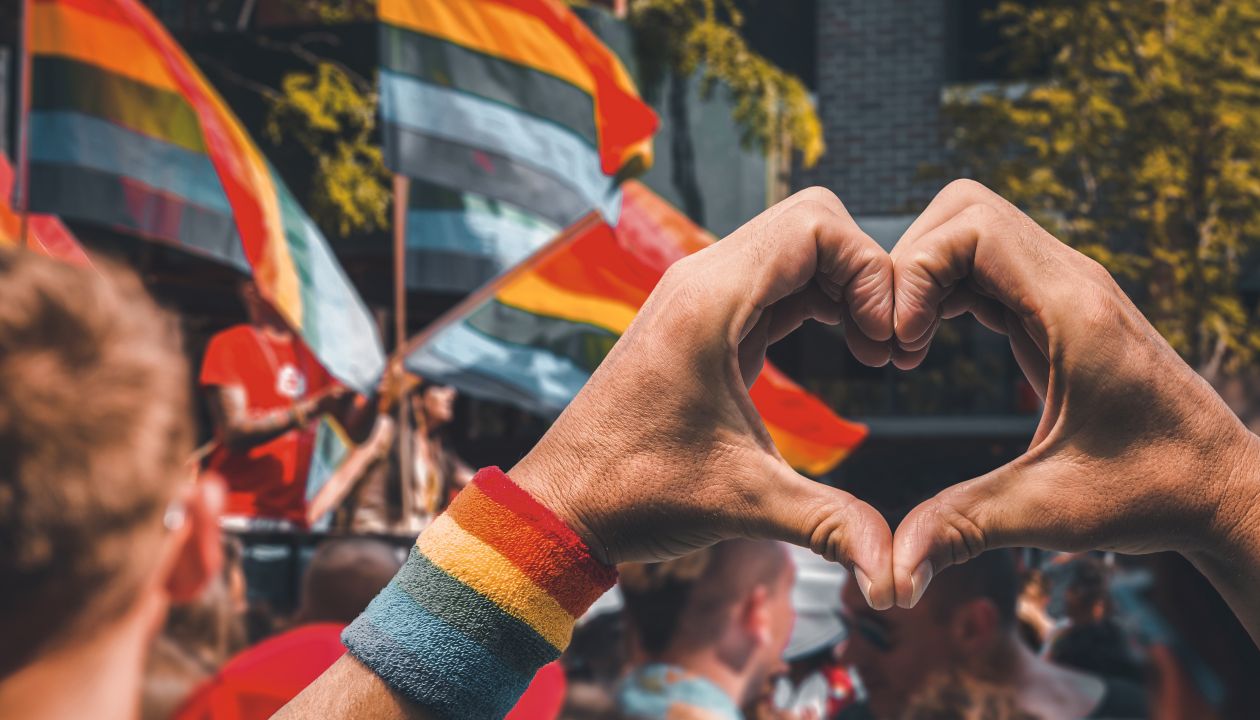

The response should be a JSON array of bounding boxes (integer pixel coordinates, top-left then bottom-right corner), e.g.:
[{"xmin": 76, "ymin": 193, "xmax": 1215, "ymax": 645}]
[
  {"xmin": 171, "ymin": 538, "xmax": 402, "ymax": 720},
  {"xmin": 171, "ymin": 536, "xmax": 571, "ymax": 720},
  {"xmin": 201, "ymin": 281, "xmax": 374, "ymax": 529}
]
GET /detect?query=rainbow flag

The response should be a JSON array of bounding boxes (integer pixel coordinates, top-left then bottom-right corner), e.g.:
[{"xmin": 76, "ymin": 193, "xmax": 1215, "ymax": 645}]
[
  {"xmin": 379, "ymin": 0, "xmax": 658, "ymax": 292},
  {"xmin": 24, "ymin": 0, "xmax": 385, "ymax": 392},
  {"xmin": 405, "ymin": 182, "xmax": 867, "ymax": 475},
  {"xmin": 1, "ymin": 154, "xmax": 92, "ymax": 266}
]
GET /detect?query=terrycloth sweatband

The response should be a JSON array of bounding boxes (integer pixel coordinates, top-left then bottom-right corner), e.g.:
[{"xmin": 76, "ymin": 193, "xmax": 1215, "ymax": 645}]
[{"xmin": 342, "ymin": 466, "xmax": 618, "ymax": 719}]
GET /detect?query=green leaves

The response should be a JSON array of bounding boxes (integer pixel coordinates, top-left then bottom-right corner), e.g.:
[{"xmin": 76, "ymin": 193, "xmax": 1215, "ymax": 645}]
[
  {"xmin": 626, "ymin": 0, "xmax": 824, "ymax": 167},
  {"xmin": 266, "ymin": 62, "xmax": 389, "ymax": 239},
  {"xmin": 947, "ymin": 0, "xmax": 1260, "ymax": 376}
]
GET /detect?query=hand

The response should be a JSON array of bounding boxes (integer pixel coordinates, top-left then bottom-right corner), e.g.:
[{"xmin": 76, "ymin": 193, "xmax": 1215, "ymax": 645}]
[
  {"xmin": 318, "ymin": 383, "xmax": 352, "ymax": 412},
  {"xmin": 375, "ymin": 357, "xmax": 419, "ymax": 413},
  {"xmin": 511, "ymin": 188, "xmax": 900, "ymax": 609},
  {"xmin": 887, "ymin": 179, "xmax": 1260, "ymax": 611}
]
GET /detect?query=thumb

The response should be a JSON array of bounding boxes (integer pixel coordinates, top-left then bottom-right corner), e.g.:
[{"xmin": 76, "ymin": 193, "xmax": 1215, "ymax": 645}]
[
  {"xmin": 758, "ymin": 465, "xmax": 895, "ymax": 610},
  {"xmin": 891, "ymin": 455, "xmax": 1062, "ymax": 609}
]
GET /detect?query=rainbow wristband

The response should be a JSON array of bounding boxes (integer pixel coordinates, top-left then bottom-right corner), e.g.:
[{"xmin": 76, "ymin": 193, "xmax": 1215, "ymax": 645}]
[{"xmin": 343, "ymin": 467, "xmax": 617, "ymax": 719}]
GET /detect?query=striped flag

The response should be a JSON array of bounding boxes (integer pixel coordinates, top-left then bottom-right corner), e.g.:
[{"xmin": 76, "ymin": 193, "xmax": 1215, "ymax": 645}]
[
  {"xmin": 406, "ymin": 182, "xmax": 867, "ymax": 476},
  {"xmin": 1, "ymin": 154, "xmax": 92, "ymax": 265},
  {"xmin": 378, "ymin": 0, "xmax": 657, "ymax": 292},
  {"xmin": 24, "ymin": 0, "xmax": 385, "ymax": 392}
]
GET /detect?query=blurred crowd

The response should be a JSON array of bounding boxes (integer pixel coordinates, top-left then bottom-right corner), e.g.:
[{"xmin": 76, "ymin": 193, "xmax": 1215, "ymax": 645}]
[
  {"xmin": 128, "ymin": 285, "xmax": 1257, "ymax": 720},
  {"xmin": 7, "ymin": 234, "xmax": 1260, "ymax": 720}
]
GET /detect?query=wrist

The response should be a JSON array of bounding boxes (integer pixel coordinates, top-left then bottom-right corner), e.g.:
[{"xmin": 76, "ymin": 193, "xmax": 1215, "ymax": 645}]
[
  {"xmin": 1194, "ymin": 428, "xmax": 1260, "ymax": 563},
  {"xmin": 343, "ymin": 467, "xmax": 616, "ymax": 717},
  {"xmin": 509, "ymin": 426, "xmax": 613, "ymax": 565}
]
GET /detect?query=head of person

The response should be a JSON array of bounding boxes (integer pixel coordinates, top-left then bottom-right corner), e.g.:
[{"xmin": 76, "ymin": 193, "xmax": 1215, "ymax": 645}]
[
  {"xmin": 1063, "ymin": 555, "xmax": 1109, "ymax": 626},
  {"xmin": 411, "ymin": 381, "xmax": 457, "ymax": 430},
  {"xmin": 839, "ymin": 549, "xmax": 1019, "ymax": 719},
  {"xmin": 619, "ymin": 540, "xmax": 796, "ymax": 707},
  {"xmin": 237, "ymin": 279, "xmax": 286, "ymax": 331},
  {"xmin": 292, "ymin": 538, "xmax": 402, "ymax": 625},
  {"xmin": 0, "ymin": 250, "xmax": 221, "ymax": 684}
]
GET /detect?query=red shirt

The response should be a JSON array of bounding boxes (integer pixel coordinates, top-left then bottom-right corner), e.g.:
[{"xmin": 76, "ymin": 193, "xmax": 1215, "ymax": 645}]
[
  {"xmin": 172, "ymin": 623, "xmax": 346, "ymax": 720},
  {"xmin": 200, "ymin": 325, "xmax": 334, "ymax": 525},
  {"xmin": 173, "ymin": 624, "xmax": 569, "ymax": 720}
]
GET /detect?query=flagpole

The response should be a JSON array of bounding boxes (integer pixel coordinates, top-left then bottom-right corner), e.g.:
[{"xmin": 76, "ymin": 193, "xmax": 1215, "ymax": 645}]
[
  {"xmin": 392, "ymin": 173, "xmax": 414, "ymax": 526},
  {"xmin": 16, "ymin": 0, "xmax": 34, "ymax": 246}
]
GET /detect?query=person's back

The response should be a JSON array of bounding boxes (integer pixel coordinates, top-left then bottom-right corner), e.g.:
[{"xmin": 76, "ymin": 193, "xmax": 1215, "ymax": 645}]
[
  {"xmin": 838, "ymin": 550, "xmax": 1147, "ymax": 720},
  {"xmin": 0, "ymin": 249, "xmax": 222, "ymax": 720},
  {"xmin": 616, "ymin": 540, "xmax": 797, "ymax": 720},
  {"xmin": 171, "ymin": 537, "xmax": 402, "ymax": 720}
]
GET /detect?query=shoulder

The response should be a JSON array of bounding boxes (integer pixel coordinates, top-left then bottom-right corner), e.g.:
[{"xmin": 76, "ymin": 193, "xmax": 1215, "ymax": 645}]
[
  {"xmin": 200, "ymin": 326, "xmax": 259, "ymax": 385},
  {"xmin": 204, "ymin": 325, "xmax": 261, "ymax": 361},
  {"xmin": 208, "ymin": 324, "xmax": 258, "ymax": 348}
]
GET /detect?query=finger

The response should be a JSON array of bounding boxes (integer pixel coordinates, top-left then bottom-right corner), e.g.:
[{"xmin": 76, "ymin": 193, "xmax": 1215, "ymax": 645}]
[
  {"xmin": 896, "ymin": 313, "xmax": 941, "ymax": 354},
  {"xmin": 891, "ymin": 457, "xmax": 1061, "ymax": 609},
  {"xmin": 711, "ymin": 188, "xmax": 894, "ymax": 347},
  {"xmin": 842, "ymin": 305, "xmax": 893, "ymax": 367},
  {"xmin": 738, "ymin": 283, "xmax": 848, "ymax": 388},
  {"xmin": 891, "ymin": 202, "xmax": 1073, "ymax": 349},
  {"xmin": 895, "ymin": 179, "xmax": 1010, "ymax": 253},
  {"xmin": 764, "ymin": 282, "xmax": 845, "ymax": 345},
  {"xmin": 738, "ymin": 311, "xmax": 773, "ymax": 389},
  {"xmin": 1005, "ymin": 311, "xmax": 1050, "ymax": 400},
  {"xmin": 758, "ymin": 465, "xmax": 895, "ymax": 610}
]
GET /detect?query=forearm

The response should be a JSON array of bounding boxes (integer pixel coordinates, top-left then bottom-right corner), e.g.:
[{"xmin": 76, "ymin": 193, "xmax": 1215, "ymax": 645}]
[
  {"xmin": 305, "ymin": 421, "xmax": 391, "ymax": 525},
  {"xmin": 1187, "ymin": 431, "xmax": 1260, "ymax": 646},
  {"xmin": 220, "ymin": 406, "xmax": 304, "ymax": 451},
  {"xmin": 284, "ymin": 466, "xmax": 616, "ymax": 719},
  {"xmin": 333, "ymin": 392, "xmax": 378, "ymax": 445},
  {"xmin": 277, "ymin": 655, "xmax": 434, "ymax": 720}
]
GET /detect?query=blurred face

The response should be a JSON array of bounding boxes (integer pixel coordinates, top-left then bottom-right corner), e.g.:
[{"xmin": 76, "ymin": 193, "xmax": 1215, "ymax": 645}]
[
  {"xmin": 747, "ymin": 558, "xmax": 797, "ymax": 706},
  {"xmin": 238, "ymin": 281, "xmax": 267, "ymax": 323},
  {"xmin": 416, "ymin": 385, "xmax": 457, "ymax": 427},
  {"xmin": 838, "ymin": 579, "xmax": 958, "ymax": 719}
]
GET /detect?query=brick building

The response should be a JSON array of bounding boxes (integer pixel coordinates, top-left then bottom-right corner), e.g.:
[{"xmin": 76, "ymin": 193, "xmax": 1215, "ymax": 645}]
[{"xmin": 769, "ymin": 0, "xmax": 1042, "ymax": 497}]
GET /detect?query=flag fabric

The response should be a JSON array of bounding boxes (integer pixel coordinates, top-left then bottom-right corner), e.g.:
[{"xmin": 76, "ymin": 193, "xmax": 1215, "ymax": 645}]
[
  {"xmin": 406, "ymin": 181, "xmax": 867, "ymax": 476},
  {"xmin": 24, "ymin": 0, "xmax": 385, "ymax": 392},
  {"xmin": 1, "ymin": 154, "xmax": 92, "ymax": 265},
  {"xmin": 378, "ymin": 0, "xmax": 658, "ymax": 292},
  {"xmin": 403, "ymin": 179, "xmax": 560, "ymax": 292},
  {"xmin": 305, "ymin": 416, "xmax": 353, "ymax": 529}
]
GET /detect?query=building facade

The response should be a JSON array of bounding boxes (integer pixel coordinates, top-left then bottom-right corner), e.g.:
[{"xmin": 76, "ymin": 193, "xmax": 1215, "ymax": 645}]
[{"xmin": 779, "ymin": 0, "xmax": 1040, "ymax": 496}]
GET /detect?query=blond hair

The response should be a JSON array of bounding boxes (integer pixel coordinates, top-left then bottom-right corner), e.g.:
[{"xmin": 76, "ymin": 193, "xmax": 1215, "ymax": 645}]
[{"xmin": 0, "ymin": 248, "xmax": 193, "ymax": 678}]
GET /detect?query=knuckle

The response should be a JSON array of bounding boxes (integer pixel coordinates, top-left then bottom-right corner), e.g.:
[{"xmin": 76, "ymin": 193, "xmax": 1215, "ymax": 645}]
[
  {"xmin": 784, "ymin": 198, "xmax": 832, "ymax": 233},
  {"xmin": 930, "ymin": 488, "xmax": 991, "ymax": 565},
  {"xmin": 940, "ymin": 178, "xmax": 993, "ymax": 202},
  {"xmin": 958, "ymin": 202, "xmax": 1001, "ymax": 229},
  {"xmin": 791, "ymin": 185, "xmax": 843, "ymax": 210}
]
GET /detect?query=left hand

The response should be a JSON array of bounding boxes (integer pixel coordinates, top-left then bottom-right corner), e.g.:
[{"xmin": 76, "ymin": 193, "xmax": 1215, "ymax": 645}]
[
  {"xmin": 511, "ymin": 188, "xmax": 900, "ymax": 609},
  {"xmin": 885, "ymin": 179, "xmax": 1260, "ymax": 611}
]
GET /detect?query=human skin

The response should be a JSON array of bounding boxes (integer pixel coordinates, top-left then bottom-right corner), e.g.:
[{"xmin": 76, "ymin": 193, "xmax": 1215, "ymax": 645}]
[
  {"xmin": 279, "ymin": 187, "xmax": 900, "ymax": 719},
  {"xmin": 885, "ymin": 180, "xmax": 1260, "ymax": 648},
  {"xmin": 279, "ymin": 182, "xmax": 1260, "ymax": 718}
]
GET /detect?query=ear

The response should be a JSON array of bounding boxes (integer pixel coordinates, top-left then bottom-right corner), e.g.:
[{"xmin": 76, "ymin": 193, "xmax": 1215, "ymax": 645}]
[
  {"xmin": 164, "ymin": 477, "xmax": 225, "ymax": 604},
  {"xmin": 741, "ymin": 584, "xmax": 773, "ymax": 647},
  {"xmin": 949, "ymin": 599, "xmax": 1001, "ymax": 655}
]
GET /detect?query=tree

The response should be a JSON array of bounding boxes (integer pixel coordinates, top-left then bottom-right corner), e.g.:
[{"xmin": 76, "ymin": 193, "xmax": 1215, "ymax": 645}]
[
  {"xmin": 192, "ymin": 0, "xmax": 389, "ymax": 240},
  {"xmin": 945, "ymin": 0, "xmax": 1260, "ymax": 381},
  {"xmin": 264, "ymin": 58, "xmax": 389, "ymax": 238}
]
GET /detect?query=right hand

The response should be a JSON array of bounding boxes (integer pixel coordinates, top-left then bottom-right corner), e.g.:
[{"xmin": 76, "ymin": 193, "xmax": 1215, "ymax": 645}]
[
  {"xmin": 511, "ymin": 187, "xmax": 900, "ymax": 609},
  {"xmin": 887, "ymin": 179, "xmax": 1260, "ymax": 610},
  {"xmin": 310, "ymin": 383, "xmax": 352, "ymax": 418}
]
